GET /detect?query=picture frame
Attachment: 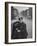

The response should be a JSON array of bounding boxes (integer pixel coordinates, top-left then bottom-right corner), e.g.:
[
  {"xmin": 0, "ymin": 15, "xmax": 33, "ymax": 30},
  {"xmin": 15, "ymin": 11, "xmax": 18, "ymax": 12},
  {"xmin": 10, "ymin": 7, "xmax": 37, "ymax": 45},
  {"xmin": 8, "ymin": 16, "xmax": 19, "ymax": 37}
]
[{"xmin": 5, "ymin": 2, "xmax": 36, "ymax": 44}]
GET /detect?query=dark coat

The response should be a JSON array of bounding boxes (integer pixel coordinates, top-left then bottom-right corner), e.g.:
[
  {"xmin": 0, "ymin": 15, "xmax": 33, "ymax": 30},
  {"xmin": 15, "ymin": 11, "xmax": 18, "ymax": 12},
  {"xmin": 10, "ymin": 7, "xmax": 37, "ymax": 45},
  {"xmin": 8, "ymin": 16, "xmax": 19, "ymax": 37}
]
[{"xmin": 11, "ymin": 21, "xmax": 28, "ymax": 39}]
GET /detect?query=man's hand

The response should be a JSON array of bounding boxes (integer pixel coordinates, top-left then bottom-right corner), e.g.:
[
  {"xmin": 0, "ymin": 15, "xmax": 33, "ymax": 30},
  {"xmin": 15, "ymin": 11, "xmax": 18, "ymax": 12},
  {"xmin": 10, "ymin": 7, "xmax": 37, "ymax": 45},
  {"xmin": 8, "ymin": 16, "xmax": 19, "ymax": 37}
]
[{"xmin": 16, "ymin": 28, "xmax": 21, "ymax": 32}]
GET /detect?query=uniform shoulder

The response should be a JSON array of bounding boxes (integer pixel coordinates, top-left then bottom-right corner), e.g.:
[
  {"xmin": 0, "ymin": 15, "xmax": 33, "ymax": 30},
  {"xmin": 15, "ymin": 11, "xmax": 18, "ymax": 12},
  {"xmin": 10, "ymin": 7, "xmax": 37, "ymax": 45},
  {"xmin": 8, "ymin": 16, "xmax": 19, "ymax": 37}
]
[
  {"xmin": 22, "ymin": 22, "xmax": 26, "ymax": 25},
  {"xmin": 13, "ymin": 21, "xmax": 20, "ymax": 25}
]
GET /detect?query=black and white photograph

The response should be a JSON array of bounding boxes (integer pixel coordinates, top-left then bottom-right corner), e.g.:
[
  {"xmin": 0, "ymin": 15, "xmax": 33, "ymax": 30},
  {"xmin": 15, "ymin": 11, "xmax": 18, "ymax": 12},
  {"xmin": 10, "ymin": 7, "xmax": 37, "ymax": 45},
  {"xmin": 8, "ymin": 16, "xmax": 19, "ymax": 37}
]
[
  {"xmin": 11, "ymin": 7, "xmax": 32, "ymax": 39},
  {"xmin": 5, "ymin": 2, "xmax": 36, "ymax": 44}
]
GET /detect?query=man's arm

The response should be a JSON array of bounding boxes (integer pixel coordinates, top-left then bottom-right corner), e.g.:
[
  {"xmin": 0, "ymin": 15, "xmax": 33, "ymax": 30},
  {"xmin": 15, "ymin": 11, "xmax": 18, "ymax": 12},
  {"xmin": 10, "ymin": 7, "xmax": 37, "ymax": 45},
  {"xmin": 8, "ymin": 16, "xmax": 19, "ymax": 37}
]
[{"xmin": 23, "ymin": 24, "xmax": 28, "ymax": 38}]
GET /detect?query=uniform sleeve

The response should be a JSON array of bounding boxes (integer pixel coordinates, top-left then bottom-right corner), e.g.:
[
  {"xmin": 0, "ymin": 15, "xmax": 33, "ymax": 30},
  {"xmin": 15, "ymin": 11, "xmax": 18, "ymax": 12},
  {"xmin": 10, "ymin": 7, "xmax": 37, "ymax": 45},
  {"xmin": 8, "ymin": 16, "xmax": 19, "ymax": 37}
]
[
  {"xmin": 11, "ymin": 23, "xmax": 16, "ymax": 39},
  {"xmin": 23, "ymin": 24, "xmax": 28, "ymax": 38}
]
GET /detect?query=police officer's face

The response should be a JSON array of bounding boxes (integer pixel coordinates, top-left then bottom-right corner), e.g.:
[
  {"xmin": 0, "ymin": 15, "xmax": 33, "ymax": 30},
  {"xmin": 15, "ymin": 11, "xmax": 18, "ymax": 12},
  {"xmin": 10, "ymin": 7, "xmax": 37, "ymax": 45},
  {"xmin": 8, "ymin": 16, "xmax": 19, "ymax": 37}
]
[
  {"xmin": 20, "ymin": 19, "xmax": 23, "ymax": 23},
  {"xmin": 19, "ymin": 18, "xmax": 23, "ymax": 23}
]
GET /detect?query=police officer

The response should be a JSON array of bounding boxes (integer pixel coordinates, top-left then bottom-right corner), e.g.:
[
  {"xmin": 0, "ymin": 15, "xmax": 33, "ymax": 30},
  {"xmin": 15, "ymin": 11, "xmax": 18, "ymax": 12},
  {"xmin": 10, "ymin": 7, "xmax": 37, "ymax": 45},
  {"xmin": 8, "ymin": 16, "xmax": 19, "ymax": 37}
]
[{"xmin": 11, "ymin": 17, "xmax": 28, "ymax": 39}]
